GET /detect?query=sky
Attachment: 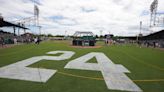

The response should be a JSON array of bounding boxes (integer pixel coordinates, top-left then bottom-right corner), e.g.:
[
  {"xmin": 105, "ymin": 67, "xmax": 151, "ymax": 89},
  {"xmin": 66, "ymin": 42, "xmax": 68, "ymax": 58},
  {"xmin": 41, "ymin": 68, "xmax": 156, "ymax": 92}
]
[{"xmin": 0, "ymin": 0, "xmax": 164, "ymax": 36}]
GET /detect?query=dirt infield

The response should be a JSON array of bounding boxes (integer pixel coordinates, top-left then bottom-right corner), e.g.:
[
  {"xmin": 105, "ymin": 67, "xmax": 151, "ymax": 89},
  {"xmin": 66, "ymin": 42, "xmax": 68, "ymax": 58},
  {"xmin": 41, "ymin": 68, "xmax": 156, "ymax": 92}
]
[
  {"xmin": 0, "ymin": 44, "xmax": 21, "ymax": 49},
  {"xmin": 156, "ymin": 48, "xmax": 164, "ymax": 51},
  {"xmin": 70, "ymin": 45, "xmax": 102, "ymax": 48}
]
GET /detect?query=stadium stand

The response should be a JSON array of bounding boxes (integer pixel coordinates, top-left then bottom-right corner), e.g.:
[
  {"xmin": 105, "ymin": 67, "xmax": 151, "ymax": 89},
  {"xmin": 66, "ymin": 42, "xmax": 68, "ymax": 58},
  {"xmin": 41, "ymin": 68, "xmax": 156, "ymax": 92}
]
[{"xmin": 141, "ymin": 30, "xmax": 164, "ymax": 48}]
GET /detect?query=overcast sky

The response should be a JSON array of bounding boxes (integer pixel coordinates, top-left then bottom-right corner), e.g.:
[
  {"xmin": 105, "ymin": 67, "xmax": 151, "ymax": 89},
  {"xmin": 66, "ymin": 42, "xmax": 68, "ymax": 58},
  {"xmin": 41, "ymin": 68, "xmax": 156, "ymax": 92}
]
[{"xmin": 0, "ymin": 0, "xmax": 164, "ymax": 36}]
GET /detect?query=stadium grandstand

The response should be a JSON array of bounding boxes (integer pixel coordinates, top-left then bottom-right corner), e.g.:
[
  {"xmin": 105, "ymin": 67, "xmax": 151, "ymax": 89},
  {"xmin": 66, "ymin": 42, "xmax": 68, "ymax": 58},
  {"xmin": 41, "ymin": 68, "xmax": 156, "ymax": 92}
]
[
  {"xmin": 117, "ymin": 30, "xmax": 164, "ymax": 48},
  {"xmin": 141, "ymin": 30, "xmax": 164, "ymax": 48}
]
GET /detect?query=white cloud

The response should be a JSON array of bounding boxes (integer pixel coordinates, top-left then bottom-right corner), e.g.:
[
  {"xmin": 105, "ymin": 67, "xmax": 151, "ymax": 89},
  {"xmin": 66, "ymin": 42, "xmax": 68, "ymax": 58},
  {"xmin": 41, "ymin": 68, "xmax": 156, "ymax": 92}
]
[{"xmin": 0, "ymin": 0, "xmax": 164, "ymax": 36}]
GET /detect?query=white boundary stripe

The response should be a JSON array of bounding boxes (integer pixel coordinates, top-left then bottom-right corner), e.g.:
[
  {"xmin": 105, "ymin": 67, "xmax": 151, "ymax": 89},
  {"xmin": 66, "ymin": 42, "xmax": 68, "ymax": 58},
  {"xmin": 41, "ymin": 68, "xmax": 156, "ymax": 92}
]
[
  {"xmin": 0, "ymin": 66, "xmax": 56, "ymax": 82},
  {"xmin": 65, "ymin": 52, "xmax": 142, "ymax": 92},
  {"xmin": 0, "ymin": 51, "xmax": 75, "ymax": 82}
]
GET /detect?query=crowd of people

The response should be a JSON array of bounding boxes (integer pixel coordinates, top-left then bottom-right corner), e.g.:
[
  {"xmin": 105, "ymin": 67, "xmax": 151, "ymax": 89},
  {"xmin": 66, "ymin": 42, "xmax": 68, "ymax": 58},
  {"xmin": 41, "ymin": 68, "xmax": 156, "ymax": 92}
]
[
  {"xmin": 0, "ymin": 36, "xmax": 41, "ymax": 48},
  {"xmin": 103, "ymin": 37, "xmax": 164, "ymax": 48},
  {"xmin": 139, "ymin": 40, "xmax": 164, "ymax": 48}
]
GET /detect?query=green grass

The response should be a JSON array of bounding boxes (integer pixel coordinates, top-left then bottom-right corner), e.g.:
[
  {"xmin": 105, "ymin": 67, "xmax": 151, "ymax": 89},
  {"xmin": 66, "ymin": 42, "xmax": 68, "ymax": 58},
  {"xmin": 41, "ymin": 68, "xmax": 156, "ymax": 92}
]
[{"xmin": 0, "ymin": 40, "xmax": 164, "ymax": 92}]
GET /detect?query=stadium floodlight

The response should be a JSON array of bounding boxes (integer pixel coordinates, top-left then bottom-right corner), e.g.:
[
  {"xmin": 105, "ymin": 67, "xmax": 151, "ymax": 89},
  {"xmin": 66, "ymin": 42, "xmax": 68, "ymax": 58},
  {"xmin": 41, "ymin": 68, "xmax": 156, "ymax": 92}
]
[
  {"xmin": 34, "ymin": 5, "xmax": 39, "ymax": 18},
  {"xmin": 150, "ymin": 0, "xmax": 158, "ymax": 27},
  {"xmin": 34, "ymin": 5, "xmax": 39, "ymax": 26}
]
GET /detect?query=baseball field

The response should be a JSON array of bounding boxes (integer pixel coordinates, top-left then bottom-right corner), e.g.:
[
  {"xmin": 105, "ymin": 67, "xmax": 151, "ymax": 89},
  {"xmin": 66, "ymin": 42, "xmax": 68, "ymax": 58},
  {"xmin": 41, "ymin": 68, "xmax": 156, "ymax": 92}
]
[{"xmin": 0, "ymin": 40, "xmax": 163, "ymax": 92}]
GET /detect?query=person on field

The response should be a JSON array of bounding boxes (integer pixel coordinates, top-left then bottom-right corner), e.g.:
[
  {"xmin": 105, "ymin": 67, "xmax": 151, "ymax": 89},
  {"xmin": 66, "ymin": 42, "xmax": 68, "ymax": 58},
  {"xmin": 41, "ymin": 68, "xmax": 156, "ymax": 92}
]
[
  {"xmin": 13, "ymin": 38, "xmax": 17, "ymax": 44},
  {"xmin": 105, "ymin": 38, "xmax": 108, "ymax": 45},
  {"xmin": 0, "ymin": 37, "xmax": 5, "ymax": 47},
  {"xmin": 0, "ymin": 37, "xmax": 2, "ymax": 47},
  {"xmin": 146, "ymin": 42, "xmax": 150, "ymax": 47},
  {"xmin": 137, "ymin": 40, "xmax": 141, "ymax": 48},
  {"xmin": 36, "ymin": 37, "xmax": 40, "ymax": 44},
  {"xmin": 34, "ymin": 37, "xmax": 41, "ymax": 45},
  {"xmin": 153, "ymin": 41, "xmax": 156, "ymax": 48},
  {"xmin": 34, "ymin": 37, "xmax": 38, "ymax": 44}
]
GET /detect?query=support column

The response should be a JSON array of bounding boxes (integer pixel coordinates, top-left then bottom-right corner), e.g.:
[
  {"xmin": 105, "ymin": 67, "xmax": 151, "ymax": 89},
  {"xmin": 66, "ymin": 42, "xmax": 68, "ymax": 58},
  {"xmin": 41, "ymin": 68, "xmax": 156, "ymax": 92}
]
[{"xmin": 13, "ymin": 27, "xmax": 16, "ymax": 36}]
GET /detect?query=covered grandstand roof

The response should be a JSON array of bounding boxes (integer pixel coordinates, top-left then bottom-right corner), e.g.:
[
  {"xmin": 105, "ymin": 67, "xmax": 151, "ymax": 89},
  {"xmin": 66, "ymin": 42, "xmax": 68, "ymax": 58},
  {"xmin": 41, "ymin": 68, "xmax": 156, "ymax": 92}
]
[
  {"xmin": 117, "ymin": 30, "xmax": 164, "ymax": 40},
  {"xmin": 0, "ymin": 19, "xmax": 28, "ymax": 29},
  {"xmin": 142, "ymin": 30, "xmax": 164, "ymax": 40}
]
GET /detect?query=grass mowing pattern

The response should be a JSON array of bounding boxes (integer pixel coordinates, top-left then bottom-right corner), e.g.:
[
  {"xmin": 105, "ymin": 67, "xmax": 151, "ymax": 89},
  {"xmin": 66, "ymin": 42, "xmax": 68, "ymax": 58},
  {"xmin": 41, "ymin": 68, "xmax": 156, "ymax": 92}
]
[{"xmin": 0, "ymin": 41, "xmax": 164, "ymax": 92}]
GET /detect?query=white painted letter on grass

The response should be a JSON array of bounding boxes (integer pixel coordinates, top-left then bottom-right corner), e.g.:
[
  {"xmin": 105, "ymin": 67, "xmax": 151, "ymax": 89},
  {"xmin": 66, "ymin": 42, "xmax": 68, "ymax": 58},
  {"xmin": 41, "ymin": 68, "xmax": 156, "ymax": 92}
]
[
  {"xmin": 0, "ymin": 51, "xmax": 75, "ymax": 83},
  {"xmin": 65, "ymin": 52, "xmax": 142, "ymax": 92}
]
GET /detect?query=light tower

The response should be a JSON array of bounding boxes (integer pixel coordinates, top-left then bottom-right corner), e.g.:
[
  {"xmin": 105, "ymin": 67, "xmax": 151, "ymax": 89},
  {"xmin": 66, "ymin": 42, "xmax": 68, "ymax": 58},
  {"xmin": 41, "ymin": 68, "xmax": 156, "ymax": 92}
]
[
  {"xmin": 12, "ymin": 0, "xmax": 40, "ymax": 36},
  {"xmin": 150, "ymin": 0, "xmax": 158, "ymax": 27},
  {"xmin": 34, "ymin": 0, "xmax": 41, "ymax": 35}
]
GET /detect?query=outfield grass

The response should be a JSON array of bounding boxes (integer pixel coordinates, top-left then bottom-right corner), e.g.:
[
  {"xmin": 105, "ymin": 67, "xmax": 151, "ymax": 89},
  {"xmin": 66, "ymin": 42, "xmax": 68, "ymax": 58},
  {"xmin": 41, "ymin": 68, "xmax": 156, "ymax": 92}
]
[{"xmin": 0, "ymin": 40, "xmax": 164, "ymax": 92}]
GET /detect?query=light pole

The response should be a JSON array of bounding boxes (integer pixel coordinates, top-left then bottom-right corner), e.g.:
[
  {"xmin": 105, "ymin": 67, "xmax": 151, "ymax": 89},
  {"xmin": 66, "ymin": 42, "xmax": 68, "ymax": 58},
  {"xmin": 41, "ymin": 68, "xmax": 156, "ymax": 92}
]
[
  {"xmin": 140, "ymin": 21, "xmax": 142, "ymax": 35},
  {"xmin": 100, "ymin": 30, "xmax": 103, "ymax": 36},
  {"xmin": 38, "ymin": 26, "xmax": 41, "ymax": 35},
  {"xmin": 137, "ymin": 21, "xmax": 142, "ymax": 41},
  {"xmin": 65, "ymin": 30, "xmax": 67, "ymax": 36},
  {"xmin": 139, "ymin": 21, "xmax": 143, "ymax": 41}
]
